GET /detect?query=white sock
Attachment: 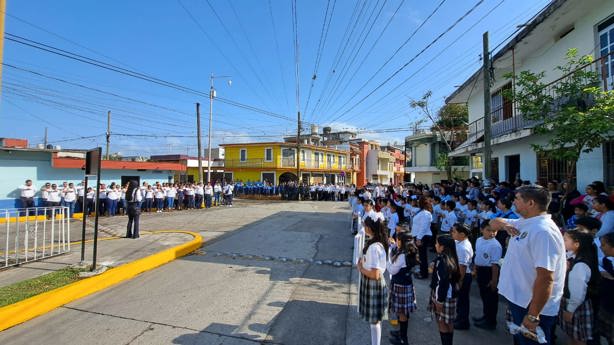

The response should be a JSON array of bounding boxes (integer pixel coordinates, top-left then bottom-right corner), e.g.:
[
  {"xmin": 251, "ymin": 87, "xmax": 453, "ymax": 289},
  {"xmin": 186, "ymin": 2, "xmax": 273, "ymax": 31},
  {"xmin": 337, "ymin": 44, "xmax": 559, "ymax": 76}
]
[{"xmin": 370, "ymin": 323, "xmax": 381, "ymax": 345}]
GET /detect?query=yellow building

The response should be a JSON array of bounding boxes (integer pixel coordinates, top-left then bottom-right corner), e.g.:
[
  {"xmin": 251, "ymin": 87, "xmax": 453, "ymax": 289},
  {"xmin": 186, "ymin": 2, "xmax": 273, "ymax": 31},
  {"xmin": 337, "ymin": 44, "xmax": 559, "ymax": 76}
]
[{"xmin": 221, "ymin": 142, "xmax": 351, "ymax": 185}]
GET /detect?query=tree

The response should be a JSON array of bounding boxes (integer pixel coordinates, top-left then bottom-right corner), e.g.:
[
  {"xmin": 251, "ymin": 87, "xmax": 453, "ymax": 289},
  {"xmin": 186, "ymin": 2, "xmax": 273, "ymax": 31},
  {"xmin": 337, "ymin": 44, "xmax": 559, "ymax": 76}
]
[
  {"xmin": 504, "ymin": 48, "xmax": 614, "ymax": 181},
  {"xmin": 410, "ymin": 91, "xmax": 468, "ymax": 180}
]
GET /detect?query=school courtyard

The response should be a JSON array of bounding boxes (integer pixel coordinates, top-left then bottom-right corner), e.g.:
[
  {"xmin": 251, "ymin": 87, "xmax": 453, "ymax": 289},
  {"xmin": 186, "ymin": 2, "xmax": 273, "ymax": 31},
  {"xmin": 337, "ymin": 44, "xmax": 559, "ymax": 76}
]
[{"xmin": 0, "ymin": 200, "xmax": 511, "ymax": 345}]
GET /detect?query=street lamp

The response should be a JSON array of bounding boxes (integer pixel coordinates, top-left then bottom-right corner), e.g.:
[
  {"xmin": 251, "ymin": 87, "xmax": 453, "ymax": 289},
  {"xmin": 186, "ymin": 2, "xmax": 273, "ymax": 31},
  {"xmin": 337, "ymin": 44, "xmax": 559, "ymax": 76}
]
[{"xmin": 208, "ymin": 74, "xmax": 231, "ymax": 184}]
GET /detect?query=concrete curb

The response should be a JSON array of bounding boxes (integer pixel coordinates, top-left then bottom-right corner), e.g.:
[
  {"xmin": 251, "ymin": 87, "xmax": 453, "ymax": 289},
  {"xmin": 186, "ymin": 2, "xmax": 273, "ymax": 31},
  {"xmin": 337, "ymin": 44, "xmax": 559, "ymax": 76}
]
[{"xmin": 0, "ymin": 230, "xmax": 203, "ymax": 332}]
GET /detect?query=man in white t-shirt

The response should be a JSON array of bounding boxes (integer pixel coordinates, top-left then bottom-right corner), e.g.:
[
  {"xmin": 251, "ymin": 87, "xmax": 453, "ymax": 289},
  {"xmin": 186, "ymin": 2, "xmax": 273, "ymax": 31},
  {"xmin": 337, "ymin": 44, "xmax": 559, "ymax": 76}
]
[
  {"xmin": 19, "ymin": 179, "xmax": 36, "ymax": 208},
  {"xmin": 490, "ymin": 185, "xmax": 565, "ymax": 345}
]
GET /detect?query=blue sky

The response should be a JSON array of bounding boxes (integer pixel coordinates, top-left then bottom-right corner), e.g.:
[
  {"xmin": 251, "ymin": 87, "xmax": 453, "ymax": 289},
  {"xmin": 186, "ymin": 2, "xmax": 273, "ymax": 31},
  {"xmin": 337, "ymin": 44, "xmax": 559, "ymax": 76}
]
[{"xmin": 0, "ymin": 0, "xmax": 551, "ymax": 156}]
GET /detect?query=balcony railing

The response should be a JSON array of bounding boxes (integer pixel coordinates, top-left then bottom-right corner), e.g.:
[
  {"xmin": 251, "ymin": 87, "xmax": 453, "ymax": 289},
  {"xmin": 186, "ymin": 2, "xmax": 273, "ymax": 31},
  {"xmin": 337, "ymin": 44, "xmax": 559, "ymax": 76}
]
[
  {"xmin": 225, "ymin": 158, "xmax": 347, "ymax": 170},
  {"xmin": 465, "ymin": 51, "xmax": 612, "ymax": 141}
]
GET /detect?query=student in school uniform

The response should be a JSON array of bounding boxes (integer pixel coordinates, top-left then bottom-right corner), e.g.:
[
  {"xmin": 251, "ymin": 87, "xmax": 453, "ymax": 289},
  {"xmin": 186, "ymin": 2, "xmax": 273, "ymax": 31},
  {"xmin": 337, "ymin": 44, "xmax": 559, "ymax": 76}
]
[
  {"xmin": 388, "ymin": 231, "xmax": 419, "ymax": 345},
  {"xmin": 598, "ymin": 232, "xmax": 614, "ymax": 344},
  {"xmin": 473, "ymin": 220, "xmax": 502, "ymax": 330},
  {"xmin": 41, "ymin": 182, "xmax": 51, "ymax": 207},
  {"xmin": 558, "ymin": 230, "xmax": 600, "ymax": 345},
  {"xmin": 107, "ymin": 185, "xmax": 119, "ymax": 216},
  {"xmin": 214, "ymin": 181, "xmax": 222, "ymax": 206},
  {"xmin": 429, "ymin": 235, "xmax": 461, "ymax": 345},
  {"xmin": 566, "ymin": 204, "xmax": 589, "ymax": 230},
  {"xmin": 154, "ymin": 185, "xmax": 165, "ymax": 213},
  {"xmin": 176, "ymin": 185, "xmax": 184, "ymax": 210},
  {"xmin": 19, "ymin": 179, "xmax": 36, "ymax": 209},
  {"xmin": 195, "ymin": 183, "xmax": 204, "ymax": 209},
  {"xmin": 357, "ymin": 216, "xmax": 389, "ymax": 345},
  {"xmin": 204, "ymin": 183, "xmax": 213, "ymax": 208},
  {"xmin": 85, "ymin": 187, "xmax": 95, "ymax": 215},
  {"xmin": 413, "ymin": 196, "xmax": 433, "ymax": 280},
  {"xmin": 62, "ymin": 182, "xmax": 77, "ymax": 217},
  {"xmin": 46, "ymin": 184, "xmax": 62, "ymax": 216},
  {"xmin": 431, "ymin": 196, "xmax": 443, "ymax": 251},
  {"xmin": 440, "ymin": 201, "xmax": 457, "ymax": 235},
  {"xmin": 224, "ymin": 182, "xmax": 234, "ymax": 207},
  {"xmin": 451, "ymin": 223, "xmax": 474, "ymax": 330},
  {"xmin": 387, "ymin": 199, "xmax": 400, "ymax": 238},
  {"xmin": 495, "ymin": 197, "xmax": 519, "ymax": 256},
  {"xmin": 98, "ymin": 184, "xmax": 107, "ymax": 216},
  {"xmin": 144, "ymin": 185, "xmax": 154, "ymax": 212}
]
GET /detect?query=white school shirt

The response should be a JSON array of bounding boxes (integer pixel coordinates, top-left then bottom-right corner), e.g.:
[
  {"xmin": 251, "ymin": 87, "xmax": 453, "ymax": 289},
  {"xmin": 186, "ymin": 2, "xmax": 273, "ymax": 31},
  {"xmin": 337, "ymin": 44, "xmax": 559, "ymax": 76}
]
[
  {"xmin": 440, "ymin": 210, "xmax": 457, "ymax": 233},
  {"xmin": 224, "ymin": 185, "xmax": 233, "ymax": 195},
  {"xmin": 86, "ymin": 191, "xmax": 95, "ymax": 199},
  {"xmin": 195, "ymin": 186, "xmax": 204, "ymax": 196},
  {"xmin": 214, "ymin": 184, "xmax": 222, "ymax": 193},
  {"xmin": 565, "ymin": 257, "xmax": 591, "ymax": 313},
  {"xmin": 456, "ymin": 239, "xmax": 474, "ymax": 271},
  {"xmin": 387, "ymin": 252, "xmax": 407, "ymax": 276},
  {"xmin": 145, "ymin": 190, "xmax": 154, "ymax": 199},
  {"xmin": 432, "ymin": 204, "xmax": 442, "ymax": 224},
  {"xmin": 474, "ymin": 237, "xmax": 502, "ymax": 267},
  {"xmin": 41, "ymin": 188, "xmax": 49, "ymax": 200},
  {"xmin": 204, "ymin": 186, "xmax": 213, "ymax": 195},
  {"xmin": 166, "ymin": 187, "xmax": 177, "ymax": 198},
  {"xmin": 154, "ymin": 188, "xmax": 165, "ymax": 199},
  {"xmin": 388, "ymin": 212, "xmax": 399, "ymax": 237},
  {"xmin": 47, "ymin": 189, "xmax": 61, "ymax": 203},
  {"xmin": 185, "ymin": 187, "xmax": 194, "ymax": 196},
  {"xmin": 76, "ymin": 185, "xmax": 85, "ymax": 197},
  {"xmin": 363, "ymin": 242, "xmax": 387, "ymax": 274},
  {"xmin": 63, "ymin": 188, "xmax": 77, "ymax": 202},
  {"xmin": 107, "ymin": 189, "xmax": 119, "ymax": 200},
  {"xmin": 403, "ymin": 204, "xmax": 413, "ymax": 218},
  {"xmin": 412, "ymin": 210, "xmax": 433, "ymax": 240},
  {"xmin": 98, "ymin": 189, "xmax": 107, "ymax": 199},
  {"xmin": 464, "ymin": 209, "xmax": 478, "ymax": 228},
  {"xmin": 20, "ymin": 185, "xmax": 36, "ymax": 198},
  {"xmin": 497, "ymin": 214, "xmax": 566, "ymax": 316}
]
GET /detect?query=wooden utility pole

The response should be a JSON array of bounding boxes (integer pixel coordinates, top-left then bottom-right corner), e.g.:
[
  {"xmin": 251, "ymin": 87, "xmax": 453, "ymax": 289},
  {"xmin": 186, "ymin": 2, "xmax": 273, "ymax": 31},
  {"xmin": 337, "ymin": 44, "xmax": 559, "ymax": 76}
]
[
  {"xmin": 296, "ymin": 112, "xmax": 301, "ymax": 185},
  {"xmin": 105, "ymin": 111, "xmax": 111, "ymax": 160},
  {"xmin": 482, "ymin": 32, "xmax": 492, "ymax": 182},
  {"xmin": 196, "ymin": 103, "xmax": 203, "ymax": 184},
  {"xmin": 43, "ymin": 127, "xmax": 48, "ymax": 148}
]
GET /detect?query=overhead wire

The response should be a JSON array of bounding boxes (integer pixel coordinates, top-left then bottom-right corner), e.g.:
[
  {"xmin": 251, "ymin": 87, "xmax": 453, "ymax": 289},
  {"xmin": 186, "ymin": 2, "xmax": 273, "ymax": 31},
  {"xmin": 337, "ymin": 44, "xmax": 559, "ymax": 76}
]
[
  {"xmin": 325, "ymin": 0, "xmax": 485, "ymax": 124},
  {"xmin": 266, "ymin": 0, "xmax": 291, "ymax": 111}
]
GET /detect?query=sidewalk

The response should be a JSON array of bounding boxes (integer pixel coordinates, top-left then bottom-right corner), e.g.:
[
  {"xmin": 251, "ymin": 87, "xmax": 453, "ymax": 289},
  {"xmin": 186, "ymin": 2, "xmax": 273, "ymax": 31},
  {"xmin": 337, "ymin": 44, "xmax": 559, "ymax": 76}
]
[{"xmin": 0, "ymin": 231, "xmax": 195, "ymax": 289}]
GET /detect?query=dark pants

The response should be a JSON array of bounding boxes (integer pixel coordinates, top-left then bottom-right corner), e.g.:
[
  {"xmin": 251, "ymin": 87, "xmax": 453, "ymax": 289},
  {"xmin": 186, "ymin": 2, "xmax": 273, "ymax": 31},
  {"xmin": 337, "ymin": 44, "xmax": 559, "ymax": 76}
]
[
  {"xmin": 195, "ymin": 195, "xmax": 203, "ymax": 209},
  {"xmin": 205, "ymin": 194, "xmax": 212, "ymax": 208},
  {"xmin": 21, "ymin": 197, "xmax": 35, "ymax": 209},
  {"xmin": 418, "ymin": 235, "xmax": 431, "ymax": 277},
  {"xmin": 126, "ymin": 203, "xmax": 141, "ymax": 238},
  {"xmin": 225, "ymin": 194, "xmax": 233, "ymax": 205},
  {"xmin": 476, "ymin": 266, "xmax": 499, "ymax": 325},
  {"xmin": 508, "ymin": 301, "xmax": 557, "ymax": 345},
  {"xmin": 456, "ymin": 273, "xmax": 472, "ymax": 326}
]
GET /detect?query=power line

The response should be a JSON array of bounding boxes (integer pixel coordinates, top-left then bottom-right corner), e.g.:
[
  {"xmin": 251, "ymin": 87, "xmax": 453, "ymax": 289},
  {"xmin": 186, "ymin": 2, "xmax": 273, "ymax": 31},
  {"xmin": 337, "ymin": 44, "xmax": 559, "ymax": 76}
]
[
  {"xmin": 324, "ymin": 0, "xmax": 448, "ymax": 120},
  {"xmin": 267, "ymin": 0, "xmax": 291, "ymax": 111},
  {"xmin": 325, "ymin": 0, "xmax": 485, "ymax": 124}
]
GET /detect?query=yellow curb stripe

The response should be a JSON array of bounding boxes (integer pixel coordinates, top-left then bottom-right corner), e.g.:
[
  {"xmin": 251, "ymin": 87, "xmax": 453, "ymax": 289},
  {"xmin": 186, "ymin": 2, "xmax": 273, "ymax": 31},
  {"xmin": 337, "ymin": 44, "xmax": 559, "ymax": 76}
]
[{"xmin": 0, "ymin": 230, "xmax": 202, "ymax": 331}]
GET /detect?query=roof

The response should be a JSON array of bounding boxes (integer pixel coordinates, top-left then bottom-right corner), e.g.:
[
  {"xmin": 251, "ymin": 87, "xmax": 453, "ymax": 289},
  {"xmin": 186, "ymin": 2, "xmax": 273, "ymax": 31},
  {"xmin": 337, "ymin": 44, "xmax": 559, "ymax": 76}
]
[
  {"xmin": 445, "ymin": 0, "xmax": 567, "ymax": 104},
  {"xmin": 51, "ymin": 156, "xmax": 186, "ymax": 171}
]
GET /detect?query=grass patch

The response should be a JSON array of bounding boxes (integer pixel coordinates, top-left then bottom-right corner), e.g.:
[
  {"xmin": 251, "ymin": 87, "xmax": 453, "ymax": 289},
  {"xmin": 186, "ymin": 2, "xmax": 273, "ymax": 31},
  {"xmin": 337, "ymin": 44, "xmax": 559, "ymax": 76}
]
[{"xmin": 0, "ymin": 267, "xmax": 87, "ymax": 307}]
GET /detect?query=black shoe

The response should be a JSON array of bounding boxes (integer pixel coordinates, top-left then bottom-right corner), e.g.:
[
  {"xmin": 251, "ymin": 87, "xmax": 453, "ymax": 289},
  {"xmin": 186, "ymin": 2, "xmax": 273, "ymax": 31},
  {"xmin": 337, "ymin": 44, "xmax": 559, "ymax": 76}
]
[
  {"xmin": 472, "ymin": 315, "xmax": 486, "ymax": 322},
  {"xmin": 454, "ymin": 322, "xmax": 470, "ymax": 330},
  {"xmin": 474, "ymin": 320, "xmax": 496, "ymax": 330},
  {"xmin": 389, "ymin": 337, "xmax": 407, "ymax": 345}
]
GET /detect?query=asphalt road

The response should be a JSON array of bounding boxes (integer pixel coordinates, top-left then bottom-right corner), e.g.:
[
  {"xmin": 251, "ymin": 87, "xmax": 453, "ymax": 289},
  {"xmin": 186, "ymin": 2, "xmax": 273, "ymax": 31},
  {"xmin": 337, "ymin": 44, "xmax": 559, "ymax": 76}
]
[{"xmin": 0, "ymin": 200, "xmax": 515, "ymax": 345}]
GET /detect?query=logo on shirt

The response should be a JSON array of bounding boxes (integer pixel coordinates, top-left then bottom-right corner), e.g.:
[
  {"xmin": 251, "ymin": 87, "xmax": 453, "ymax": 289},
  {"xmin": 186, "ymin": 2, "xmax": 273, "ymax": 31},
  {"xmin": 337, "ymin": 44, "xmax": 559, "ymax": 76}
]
[{"xmin": 519, "ymin": 231, "xmax": 528, "ymax": 240}]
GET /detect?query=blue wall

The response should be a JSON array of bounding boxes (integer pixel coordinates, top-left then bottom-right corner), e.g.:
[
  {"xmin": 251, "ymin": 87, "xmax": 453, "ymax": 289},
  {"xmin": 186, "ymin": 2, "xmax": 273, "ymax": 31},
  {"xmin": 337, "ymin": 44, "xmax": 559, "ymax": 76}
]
[{"xmin": 0, "ymin": 150, "xmax": 175, "ymax": 209}]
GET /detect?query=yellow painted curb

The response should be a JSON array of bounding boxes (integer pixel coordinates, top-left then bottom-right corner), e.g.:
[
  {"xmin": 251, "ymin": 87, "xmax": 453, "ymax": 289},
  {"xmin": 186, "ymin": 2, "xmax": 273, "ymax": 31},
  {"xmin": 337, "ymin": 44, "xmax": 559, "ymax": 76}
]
[{"xmin": 0, "ymin": 230, "xmax": 202, "ymax": 332}]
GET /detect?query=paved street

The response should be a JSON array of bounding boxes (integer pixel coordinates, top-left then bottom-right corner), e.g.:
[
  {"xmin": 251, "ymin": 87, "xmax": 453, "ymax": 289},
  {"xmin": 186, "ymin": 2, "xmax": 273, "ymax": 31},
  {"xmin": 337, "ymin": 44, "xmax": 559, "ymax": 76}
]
[{"xmin": 0, "ymin": 200, "xmax": 512, "ymax": 345}]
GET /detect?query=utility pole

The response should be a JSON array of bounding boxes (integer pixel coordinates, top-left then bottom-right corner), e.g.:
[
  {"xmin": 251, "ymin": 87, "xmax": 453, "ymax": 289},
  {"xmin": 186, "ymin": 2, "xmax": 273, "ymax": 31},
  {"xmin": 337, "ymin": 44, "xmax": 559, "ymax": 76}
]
[
  {"xmin": 105, "ymin": 111, "xmax": 111, "ymax": 160},
  {"xmin": 43, "ymin": 127, "xmax": 48, "ymax": 148},
  {"xmin": 196, "ymin": 103, "xmax": 203, "ymax": 184},
  {"xmin": 482, "ymin": 32, "xmax": 492, "ymax": 182},
  {"xmin": 0, "ymin": 0, "xmax": 5, "ymax": 94},
  {"xmin": 296, "ymin": 111, "xmax": 301, "ymax": 184},
  {"xmin": 207, "ymin": 75, "xmax": 214, "ymax": 184}
]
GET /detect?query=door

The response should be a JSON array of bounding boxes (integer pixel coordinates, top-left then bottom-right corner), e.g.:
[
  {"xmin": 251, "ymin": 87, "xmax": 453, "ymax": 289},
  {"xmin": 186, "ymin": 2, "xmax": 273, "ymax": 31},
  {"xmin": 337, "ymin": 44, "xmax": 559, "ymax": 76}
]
[
  {"xmin": 121, "ymin": 176, "xmax": 140, "ymax": 187},
  {"xmin": 506, "ymin": 155, "xmax": 520, "ymax": 182}
]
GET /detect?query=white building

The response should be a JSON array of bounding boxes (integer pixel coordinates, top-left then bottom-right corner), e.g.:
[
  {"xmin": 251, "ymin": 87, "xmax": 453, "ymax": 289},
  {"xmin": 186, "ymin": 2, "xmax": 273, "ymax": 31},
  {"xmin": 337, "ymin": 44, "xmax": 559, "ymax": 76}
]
[{"xmin": 447, "ymin": 0, "xmax": 614, "ymax": 189}]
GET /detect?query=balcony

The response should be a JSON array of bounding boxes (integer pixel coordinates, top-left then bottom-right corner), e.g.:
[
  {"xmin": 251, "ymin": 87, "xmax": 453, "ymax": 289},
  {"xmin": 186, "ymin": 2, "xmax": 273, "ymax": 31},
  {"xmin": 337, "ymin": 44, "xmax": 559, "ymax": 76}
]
[{"xmin": 225, "ymin": 159, "xmax": 278, "ymax": 169}]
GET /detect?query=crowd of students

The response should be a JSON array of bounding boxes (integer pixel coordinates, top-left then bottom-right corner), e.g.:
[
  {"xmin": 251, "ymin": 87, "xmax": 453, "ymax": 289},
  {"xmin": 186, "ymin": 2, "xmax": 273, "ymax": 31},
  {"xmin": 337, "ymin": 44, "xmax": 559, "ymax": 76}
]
[
  {"xmin": 351, "ymin": 178, "xmax": 614, "ymax": 345},
  {"xmin": 233, "ymin": 180, "xmax": 352, "ymax": 201},
  {"xmin": 18, "ymin": 179, "xmax": 237, "ymax": 217}
]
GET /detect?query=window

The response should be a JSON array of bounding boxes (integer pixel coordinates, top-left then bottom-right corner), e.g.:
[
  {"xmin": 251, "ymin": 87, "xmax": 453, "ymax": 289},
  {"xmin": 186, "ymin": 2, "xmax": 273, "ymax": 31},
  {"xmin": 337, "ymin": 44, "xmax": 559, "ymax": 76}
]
[
  {"xmin": 301, "ymin": 149, "xmax": 306, "ymax": 162},
  {"xmin": 339, "ymin": 155, "xmax": 345, "ymax": 167},
  {"xmin": 326, "ymin": 154, "xmax": 333, "ymax": 168},
  {"xmin": 537, "ymin": 152, "xmax": 576, "ymax": 186},
  {"xmin": 281, "ymin": 148, "xmax": 296, "ymax": 167},
  {"xmin": 491, "ymin": 83, "xmax": 513, "ymax": 122},
  {"xmin": 598, "ymin": 17, "xmax": 614, "ymax": 89},
  {"xmin": 264, "ymin": 148, "xmax": 273, "ymax": 162},
  {"xmin": 240, "ymin": 148, "xmax": 247, "ymax": 162}
]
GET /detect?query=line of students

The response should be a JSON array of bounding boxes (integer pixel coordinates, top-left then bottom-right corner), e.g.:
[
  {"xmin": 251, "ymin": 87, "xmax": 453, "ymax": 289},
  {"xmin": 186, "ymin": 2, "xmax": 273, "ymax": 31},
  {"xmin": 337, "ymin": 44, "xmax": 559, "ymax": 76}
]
[{"xmin": 353, "ymin": 183, "xmax": 614, "ymax": 345}]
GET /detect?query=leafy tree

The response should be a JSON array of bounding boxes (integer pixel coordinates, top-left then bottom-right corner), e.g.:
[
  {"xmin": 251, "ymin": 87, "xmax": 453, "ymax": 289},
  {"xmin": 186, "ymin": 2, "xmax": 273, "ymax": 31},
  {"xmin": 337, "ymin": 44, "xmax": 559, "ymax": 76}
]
[
  {"xmin": 504, "ymin": 48, "xmax": 614, "ymax": 181},
  {"xmin": 410, "ymin": 91, "xmax": 468, "ymax": 180}
]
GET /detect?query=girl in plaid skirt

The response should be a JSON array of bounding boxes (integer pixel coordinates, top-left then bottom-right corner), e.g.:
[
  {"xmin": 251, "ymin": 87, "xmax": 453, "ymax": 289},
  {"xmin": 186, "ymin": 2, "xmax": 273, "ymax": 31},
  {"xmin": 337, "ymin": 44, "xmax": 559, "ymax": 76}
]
[
  {"xmin": 388, "ymin": 231, "xmax": 419, "ymax": 345},
  {"xmin": 559, "ymin": 230, "xmax": 600, "ymax": 345},
  {"xmin": 598, "ymin": 233, "xmax": 614, "ymax": 344},
  {"xmin": 428, "ymin": 235, "xmax": 460, "ymax": 345},
  {"xmin": 358, "ymin": 216, "xmax": 389, "ymax": 345}
]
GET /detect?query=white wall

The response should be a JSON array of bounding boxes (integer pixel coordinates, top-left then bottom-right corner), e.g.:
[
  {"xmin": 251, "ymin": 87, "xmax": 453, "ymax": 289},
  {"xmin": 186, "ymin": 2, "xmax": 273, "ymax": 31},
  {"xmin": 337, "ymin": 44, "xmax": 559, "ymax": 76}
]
[
  {"xmin": 577, "ymin": 147, "xmax": 604, "ymax": 190},
  {"xmin": 415, "ymin": 144, "xmax": 431, "ymax": 167}
]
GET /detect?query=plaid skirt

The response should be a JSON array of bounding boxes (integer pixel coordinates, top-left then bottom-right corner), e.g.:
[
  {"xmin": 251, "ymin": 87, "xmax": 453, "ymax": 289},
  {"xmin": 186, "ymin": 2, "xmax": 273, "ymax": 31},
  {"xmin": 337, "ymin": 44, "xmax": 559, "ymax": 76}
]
[
  {"xmin": 389, "ymin": 283, "xmax": 417, "ymax": 315},
  {"xmin": 427, "ymin": 290, "xmax": 456, "ymax": 324},
  {"xmin": 599, "ymin": 308, "xmax": 614, "ymax": 343},
  {"xmin": 359, "ymin": 276, "xmax": 388, "ymax": 323},
  {"xmin": 558, "ymin": 297, "xmax": 594, "ymax": 342}
]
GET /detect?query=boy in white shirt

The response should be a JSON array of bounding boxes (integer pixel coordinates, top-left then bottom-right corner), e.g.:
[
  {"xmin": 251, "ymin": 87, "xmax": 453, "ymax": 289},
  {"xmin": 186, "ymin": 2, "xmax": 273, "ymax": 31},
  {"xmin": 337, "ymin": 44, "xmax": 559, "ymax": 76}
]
[
  {"xmin": 440, "ymin": 200, "xmax": 457, "ymax": 234},
  {"xmin": 473, "ymin": 220, "xmax": 502, "ymax": 330},
  {"xmin": 463, "ymin": 200, "xmax": 479, "ymax": 231},
  {"xmin": 452, "ymin": 223, "xmax": 474, "ymax": 330}
]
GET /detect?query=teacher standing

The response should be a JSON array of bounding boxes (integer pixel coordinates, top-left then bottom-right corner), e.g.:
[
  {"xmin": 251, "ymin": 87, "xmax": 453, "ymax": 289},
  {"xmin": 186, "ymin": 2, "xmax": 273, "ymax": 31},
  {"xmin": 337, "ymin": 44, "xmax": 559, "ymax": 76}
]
[{"xmin": 125, "ymin": 180, "xmax": 142, "ymax": 239}]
